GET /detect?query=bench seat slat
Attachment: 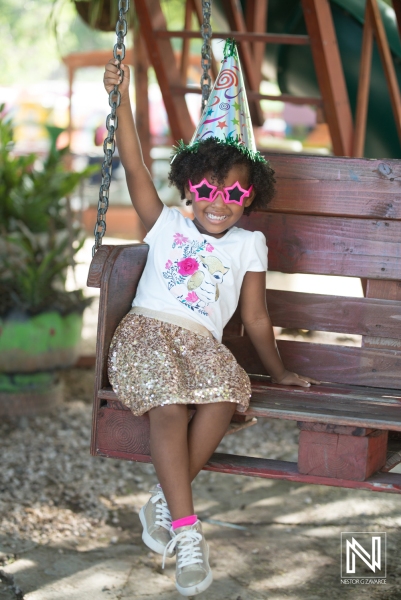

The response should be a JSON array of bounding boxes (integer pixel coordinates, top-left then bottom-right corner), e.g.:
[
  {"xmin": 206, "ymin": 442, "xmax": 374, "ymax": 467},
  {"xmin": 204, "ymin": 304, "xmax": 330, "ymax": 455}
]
[
  {"xmin": 247, "ymin": 386, "xmax": 401, "ymax": 431},
  {"xmin": 264, "ymin": 290, "xmax": 401, "ymax": 339},
  {"xmin": 239, "ymin": 213, "xmax": 401, "ymax": 279},
  {"xmin": 97, "ymin": 380, "xmax": 401, "ymax": 430},
  {"xmin": 224, "ymin": 337, "xmax": 401, "ymax": 389}
]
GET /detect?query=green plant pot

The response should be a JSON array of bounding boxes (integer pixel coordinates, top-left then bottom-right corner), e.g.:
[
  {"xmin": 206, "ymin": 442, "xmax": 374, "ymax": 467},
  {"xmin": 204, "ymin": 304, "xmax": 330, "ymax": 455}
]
[
  {"xmin": 0, "ymin": 311, "xmax": 83, "ymax": 372},
  {"xmin": 74, "ymin": 0, "xmax": 116, "ymax": 31}
]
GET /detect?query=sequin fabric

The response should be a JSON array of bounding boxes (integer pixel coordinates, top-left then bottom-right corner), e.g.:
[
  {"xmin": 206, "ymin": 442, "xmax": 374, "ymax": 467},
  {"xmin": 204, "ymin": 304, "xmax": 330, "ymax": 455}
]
[{"xmin": 108, "ymin": 313, "xmax": 251, "ymax": 417}]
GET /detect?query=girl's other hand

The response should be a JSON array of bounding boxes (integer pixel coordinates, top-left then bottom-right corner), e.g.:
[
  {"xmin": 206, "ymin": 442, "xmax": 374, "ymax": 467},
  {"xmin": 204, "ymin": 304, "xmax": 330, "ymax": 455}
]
[
  {"xmin": 103, "ymin": 59, "xmax": 130, "ymax": 100},
  {"xmin": 272, "ymin": 370, "xmax": 321, "ymax": 388}
]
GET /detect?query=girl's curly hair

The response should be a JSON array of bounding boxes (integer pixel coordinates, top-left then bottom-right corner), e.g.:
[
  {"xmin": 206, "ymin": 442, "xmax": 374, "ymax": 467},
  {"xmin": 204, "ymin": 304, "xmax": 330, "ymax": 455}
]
[{"xmin": 168, "ymin": 138, "xmax": 275, "ymax": 216}]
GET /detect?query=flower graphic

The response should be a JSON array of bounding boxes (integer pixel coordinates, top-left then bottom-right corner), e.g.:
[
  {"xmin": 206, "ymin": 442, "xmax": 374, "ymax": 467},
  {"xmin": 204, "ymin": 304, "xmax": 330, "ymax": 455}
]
[
  {"xmin": 205, "ymin": 243, "xmax": 214, "ymax": 252},
  {"xmin": 177, "ymin": 257, "xmax": 198, "ymax": 276},
  {"xmin": 165, "ymin": 260, "xmax": 172, "ymax": 269},
  {"xmin": 186, "ymin": 291, "xmax": 199, "ymax": 303},
  {"xmin": 173, "ymin": 232, "xmax": 189, "ymax": 246}
]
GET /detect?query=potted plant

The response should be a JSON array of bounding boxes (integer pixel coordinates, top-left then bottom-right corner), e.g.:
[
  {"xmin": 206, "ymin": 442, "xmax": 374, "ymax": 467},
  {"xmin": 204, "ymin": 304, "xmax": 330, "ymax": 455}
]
[
  {"xmin": 52, "ymin": 0, "xmax": 131, "ymax": 32},
  {"xmin": 0, "ymin": 106, "xmax": 96, "ymax": 416}
]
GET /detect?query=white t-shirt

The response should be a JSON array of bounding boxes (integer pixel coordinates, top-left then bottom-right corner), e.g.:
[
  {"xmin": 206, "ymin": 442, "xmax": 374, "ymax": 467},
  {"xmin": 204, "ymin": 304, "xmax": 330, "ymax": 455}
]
[{"xmin": 132, "ymin": 205, "xmax": 268, "ymax": 342}]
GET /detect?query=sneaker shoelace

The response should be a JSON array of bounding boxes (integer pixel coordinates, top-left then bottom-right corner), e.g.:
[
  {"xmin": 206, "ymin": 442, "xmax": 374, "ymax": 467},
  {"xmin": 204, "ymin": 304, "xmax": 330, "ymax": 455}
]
[
  {"xmin": 162, "ymin": 529, "xmax": 203, "ymax": 569},
  {"xmin": 150, "ymin": 490, "xmax": 172, "ymax": 531}
]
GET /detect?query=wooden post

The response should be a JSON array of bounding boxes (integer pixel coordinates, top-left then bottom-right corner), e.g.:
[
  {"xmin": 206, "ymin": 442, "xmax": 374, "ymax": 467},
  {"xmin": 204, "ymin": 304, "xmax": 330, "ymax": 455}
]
[
  {"xmin": 181, "ymin": 0, "xmax": 193, "ymax": 84},
  {"xmin": 221, "ymin": 0, "xmax": 264, "ymax": 126},
  {"xmin": 134, "ymin": 28, "xmax": 152, "ymax": 171},
  {"xmin": 362, "ymin": 280, "xmax": 401, "ymax": 350},
  {"xmin": 134, "ymin": 0, "xmax": 194, "ymax": 143},
  {"xmin": 352, "ymin": 0, "xmax": 374, "ymax": 157},
  {"xmin": 245, "ymin": 0, "xmax": 268, "ymax": 90},
  {"xmin": 301, "ymin": 0, "xmax": 354, "ymax": 156},
  {"xmin": 369, "ymin": 0, "xmax": 401, "ymax": 146}
]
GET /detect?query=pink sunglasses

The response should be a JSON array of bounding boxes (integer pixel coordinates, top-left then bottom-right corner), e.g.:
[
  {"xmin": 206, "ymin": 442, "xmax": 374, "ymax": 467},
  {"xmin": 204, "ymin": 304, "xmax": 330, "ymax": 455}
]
[{"xmin": 188, "ymin": 178, "xmax": 253, "ymax": 206}]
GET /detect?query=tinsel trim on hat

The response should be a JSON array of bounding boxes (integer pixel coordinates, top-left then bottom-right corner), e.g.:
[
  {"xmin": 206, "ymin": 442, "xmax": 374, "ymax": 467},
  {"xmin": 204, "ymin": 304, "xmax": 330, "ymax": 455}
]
[{"xmin": 171, "ymin": 135, "xmax": 268, "ymax": 165}]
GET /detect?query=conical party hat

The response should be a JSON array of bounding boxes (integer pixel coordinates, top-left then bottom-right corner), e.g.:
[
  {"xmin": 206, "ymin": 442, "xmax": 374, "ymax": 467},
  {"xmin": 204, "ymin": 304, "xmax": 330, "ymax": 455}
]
[{"xmin": 173, "ymin": 39, "xmax": 265, "ymax": 163}]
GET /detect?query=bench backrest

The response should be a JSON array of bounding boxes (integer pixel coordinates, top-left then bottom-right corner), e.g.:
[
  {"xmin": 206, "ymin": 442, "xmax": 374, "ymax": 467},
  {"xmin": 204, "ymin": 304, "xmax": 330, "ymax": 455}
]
[
  {"xmin": 223, "ymin": 154, "xmax": 401, "ymax": 390},
  {"xmin": 89, "ymin": 154, "xmax": 401, "ymax": 392}
]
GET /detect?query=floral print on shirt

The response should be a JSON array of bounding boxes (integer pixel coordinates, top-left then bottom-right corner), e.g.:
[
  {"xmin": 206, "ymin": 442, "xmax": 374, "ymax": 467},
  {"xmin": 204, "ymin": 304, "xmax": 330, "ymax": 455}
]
[{"xmin": 162, "ymin": 234, "xmax": 229, "ymax": 317}]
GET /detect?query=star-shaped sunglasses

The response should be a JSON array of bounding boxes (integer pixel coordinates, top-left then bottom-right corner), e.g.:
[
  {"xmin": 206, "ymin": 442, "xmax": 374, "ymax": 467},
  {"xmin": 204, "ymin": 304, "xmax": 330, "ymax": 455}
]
[{"xmin": 188, "ymin": 178, "xmax": 253, "ymax": 206}]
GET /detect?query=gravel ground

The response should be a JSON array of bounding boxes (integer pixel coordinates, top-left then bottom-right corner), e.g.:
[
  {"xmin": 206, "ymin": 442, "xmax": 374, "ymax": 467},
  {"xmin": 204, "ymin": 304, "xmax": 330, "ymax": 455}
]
[
  {"xmin": 0, "ymin": 368, "xmax": 299, "ymax": 550},
  {"xmin": 1, "ymin": 369, "xmax": 401, "ymax": 600}
]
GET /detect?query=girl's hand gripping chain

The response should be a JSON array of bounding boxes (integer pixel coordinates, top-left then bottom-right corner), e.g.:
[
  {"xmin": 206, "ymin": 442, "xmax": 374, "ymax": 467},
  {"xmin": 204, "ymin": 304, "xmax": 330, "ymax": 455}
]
[
  {"xmin": 104, "ymin": 58, "xmax": 130, "ymax": 97},
  {"xmin": 103, "ymin": 59, "xmax": 163, "ymax": 231}
]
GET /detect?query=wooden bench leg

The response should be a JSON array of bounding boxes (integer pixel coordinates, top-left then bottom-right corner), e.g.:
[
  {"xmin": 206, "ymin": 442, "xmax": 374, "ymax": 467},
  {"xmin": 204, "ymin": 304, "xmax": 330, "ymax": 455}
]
[{"xmin": 297, "ymin": 422, "xmax": 388, "ymax": 481}]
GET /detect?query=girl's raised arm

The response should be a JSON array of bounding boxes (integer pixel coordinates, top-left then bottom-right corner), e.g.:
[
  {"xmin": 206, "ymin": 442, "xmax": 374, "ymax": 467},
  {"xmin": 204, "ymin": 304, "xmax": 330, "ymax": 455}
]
[{"xmin": 103, "ymin": 59, "xmax": 163, "ymax": 231}]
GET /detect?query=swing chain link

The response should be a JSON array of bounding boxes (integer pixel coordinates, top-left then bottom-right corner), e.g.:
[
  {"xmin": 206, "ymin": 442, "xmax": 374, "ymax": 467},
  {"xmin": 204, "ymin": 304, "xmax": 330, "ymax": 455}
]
[
  {"xmin": 93, "ymin": 0, "xmax": 130, "ymax": 256},
  {"xmin": 200, "ymin": 0, "xmax": 212, "ymax": 114}
]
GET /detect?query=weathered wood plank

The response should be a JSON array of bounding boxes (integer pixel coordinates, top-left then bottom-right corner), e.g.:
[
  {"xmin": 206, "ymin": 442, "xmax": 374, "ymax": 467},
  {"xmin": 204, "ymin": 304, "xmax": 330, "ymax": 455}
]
[
  {"xmin": 363, "ymin": 280, "xmax": 401, "ymax": 349},
  {"xmin": 224, "ymin": 337, "xmax": 401, "ymax": 389},
  {"xmin": 261, "ymin": 154, "xmax": 401, "ymax": 219},
  {"xmin": 90, "ymin": 244, "xmax": 149, "ymax": 456},
  {"xmin": 264, "ymin": 290, "xmax": 401, "ymax": 339},
  {"xmin": 91, "ymin": 449, "xmax": 401, "ymax": 493},
  {"xmin": 297, "ymin": 422, "xmax": 375, "ymax": 436},
  {"xmin": 239, "ymin": 213, "xmax": 401, "ymax": 279},
  {"xmin": 97, "ymin": 379, "xmax": 401, "ymax": 430},
  {"xmin": 204, "ymin": 453, "xmax": 401, "ymax": 494},
  {"xmin": 87, "ymin": 245, "xmax": 114, "ymax": 288}
]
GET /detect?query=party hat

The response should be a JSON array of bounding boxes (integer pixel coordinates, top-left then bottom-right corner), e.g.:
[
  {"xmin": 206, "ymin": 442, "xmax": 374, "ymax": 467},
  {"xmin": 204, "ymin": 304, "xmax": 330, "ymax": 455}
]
[{"xmin": 173, "ymin": 39, "xmax": 266, "ymax": 163}]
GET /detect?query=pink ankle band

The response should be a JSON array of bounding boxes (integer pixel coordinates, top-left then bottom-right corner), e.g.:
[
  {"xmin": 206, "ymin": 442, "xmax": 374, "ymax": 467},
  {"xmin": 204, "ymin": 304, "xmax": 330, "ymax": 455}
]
[{"xmin": 172, "ymin": 515, "xmax": 198, "ymax": 529}]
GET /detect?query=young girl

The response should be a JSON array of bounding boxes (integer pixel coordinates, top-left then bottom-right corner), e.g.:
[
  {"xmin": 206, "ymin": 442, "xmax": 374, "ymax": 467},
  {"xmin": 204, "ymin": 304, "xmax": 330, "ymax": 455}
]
[{"xmin": 104, "ymin": 40, "xmax": 318, "ymax": 597}]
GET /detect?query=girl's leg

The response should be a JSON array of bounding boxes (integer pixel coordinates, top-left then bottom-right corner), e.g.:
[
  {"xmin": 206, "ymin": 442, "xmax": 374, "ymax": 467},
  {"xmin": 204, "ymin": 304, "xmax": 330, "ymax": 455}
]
[
  {"xmin": 187, "ymin": 402, "xmax": 237, "ymax": 481},
  {"xmin": 148, "ymin": 403, "xmax": 194, "ymax": 521}
]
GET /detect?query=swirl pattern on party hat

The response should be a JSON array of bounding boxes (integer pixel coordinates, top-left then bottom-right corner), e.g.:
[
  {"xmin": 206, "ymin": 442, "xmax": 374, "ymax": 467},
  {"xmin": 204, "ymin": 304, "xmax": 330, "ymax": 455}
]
[{"xmin": 172, "ymin": 39, "xmax": 266, "ymax": 164}]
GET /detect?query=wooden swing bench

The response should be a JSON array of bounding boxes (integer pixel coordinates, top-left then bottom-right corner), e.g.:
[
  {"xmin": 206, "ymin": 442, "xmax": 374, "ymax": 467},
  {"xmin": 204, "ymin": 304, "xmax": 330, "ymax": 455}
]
[{"xmin": 88, "ymin": 153, "xmax": 401, "ymax": 494}]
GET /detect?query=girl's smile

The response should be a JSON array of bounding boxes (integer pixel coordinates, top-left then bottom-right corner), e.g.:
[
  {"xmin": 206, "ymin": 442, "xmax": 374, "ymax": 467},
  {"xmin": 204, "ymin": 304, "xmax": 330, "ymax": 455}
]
[{"xmin": 186, "ymin": 164, "xmax": 255, "ymax": 238}]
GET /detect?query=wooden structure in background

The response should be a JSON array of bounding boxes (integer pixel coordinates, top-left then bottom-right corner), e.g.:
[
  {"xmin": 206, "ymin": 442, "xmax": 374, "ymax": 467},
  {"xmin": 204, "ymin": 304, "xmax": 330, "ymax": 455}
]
[
  {"xmin": 88, "ymin": 153, "xmax": 401, "ymax": 492},
  {"xmin": 353, "ymin": 0, "xmax": 401, "ymax": 156},
  {"xmin": 133, "ymin": 0, "xmax": 401, "ymax": 158}
]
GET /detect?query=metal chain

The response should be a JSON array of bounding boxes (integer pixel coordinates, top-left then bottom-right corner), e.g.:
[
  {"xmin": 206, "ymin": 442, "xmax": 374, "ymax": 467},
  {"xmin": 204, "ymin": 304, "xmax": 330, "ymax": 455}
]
[
  {"xmin": 200, "ymin": 0, "xmax": 212, "ymax": 114},
  {"xmin": 92, "ymin": 0, "xmax": 130, "ymax": 256}
]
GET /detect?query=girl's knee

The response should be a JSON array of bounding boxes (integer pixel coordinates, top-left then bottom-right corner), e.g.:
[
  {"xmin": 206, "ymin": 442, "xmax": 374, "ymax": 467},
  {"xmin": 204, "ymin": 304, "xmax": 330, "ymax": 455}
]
[{"xmin": 148, "ymin": 403, "xmax": 188, "ymax": 424}]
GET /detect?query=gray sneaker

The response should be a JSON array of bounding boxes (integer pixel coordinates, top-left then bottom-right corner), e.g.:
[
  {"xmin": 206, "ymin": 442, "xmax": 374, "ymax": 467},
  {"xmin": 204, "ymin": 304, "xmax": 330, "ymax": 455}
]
[
  {"xmin": 139, "ymin": 485, "xmax": 174, "ymax": 556},
  {"xmin": 162, "ymin": 520, "xmax": 213, "ymax": 596}
]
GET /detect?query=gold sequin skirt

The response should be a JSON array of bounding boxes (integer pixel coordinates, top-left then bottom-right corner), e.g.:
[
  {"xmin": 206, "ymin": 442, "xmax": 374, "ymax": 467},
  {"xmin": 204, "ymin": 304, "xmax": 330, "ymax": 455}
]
[{"xmin": 107, "ymin": 313, "xmax": 251, "ymax": 417}]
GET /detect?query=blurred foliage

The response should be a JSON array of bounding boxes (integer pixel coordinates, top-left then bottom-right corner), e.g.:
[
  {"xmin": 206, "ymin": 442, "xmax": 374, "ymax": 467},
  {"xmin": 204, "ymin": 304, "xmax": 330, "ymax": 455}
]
[
  {"xmin": 1, "ymin": 0, "xmax": 207, "ymax": 86},
  {"xmin": 0, "ymin": 106, "xmax": 96, "ymax": 316},
  {"xmin": 0, "ymin": 0, "xmax": 115, "ymax": 85}
]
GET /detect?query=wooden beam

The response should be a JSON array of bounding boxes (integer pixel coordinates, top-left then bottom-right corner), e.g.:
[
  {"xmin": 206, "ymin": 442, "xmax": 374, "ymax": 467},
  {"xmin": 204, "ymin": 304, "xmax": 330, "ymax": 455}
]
[
  {"xmin": 353, "ymin": 0, "xmax": 374, "ymax": 157},
  {"xmin": 221, "ymin": 0, "xmax": 264, "ymax": 126},
  {"xmin": 180, "ymin": 0, "xmax": 193, "ymax": 84},
  {"xmin": 133, "ymin": 0, "xmax": 194, "ymax": 143},
  {"xmin": 245, "ymin": 0, "xmax": 268, "ymax": 89},
  {"xmin": 171, "ymin": 86, "xmax": 322, "ymax": 105},
  {"xmin": 363, "ymin": 280, "xmax": 401, "ymax": 349},
  {"xmin": 154, "ymin": 30, "xmax": 310, "ymax": 45},
  {"xmin": 369, "ymin": 0, "xmax": 401, "ymax": 146},
  {"xmin": 301, "ymin": 0, "xmax": 354, "ymax": 156},
  {"xmin": 134, "ymin": 28, "xmax": 151, "ymax": 171}
]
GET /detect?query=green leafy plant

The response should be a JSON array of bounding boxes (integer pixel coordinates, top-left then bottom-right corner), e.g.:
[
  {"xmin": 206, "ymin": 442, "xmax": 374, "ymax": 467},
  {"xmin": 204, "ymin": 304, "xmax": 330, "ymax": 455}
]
[{"xmin": 0, "ymin": 105, "xmax": 97, "ymax": 317}]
